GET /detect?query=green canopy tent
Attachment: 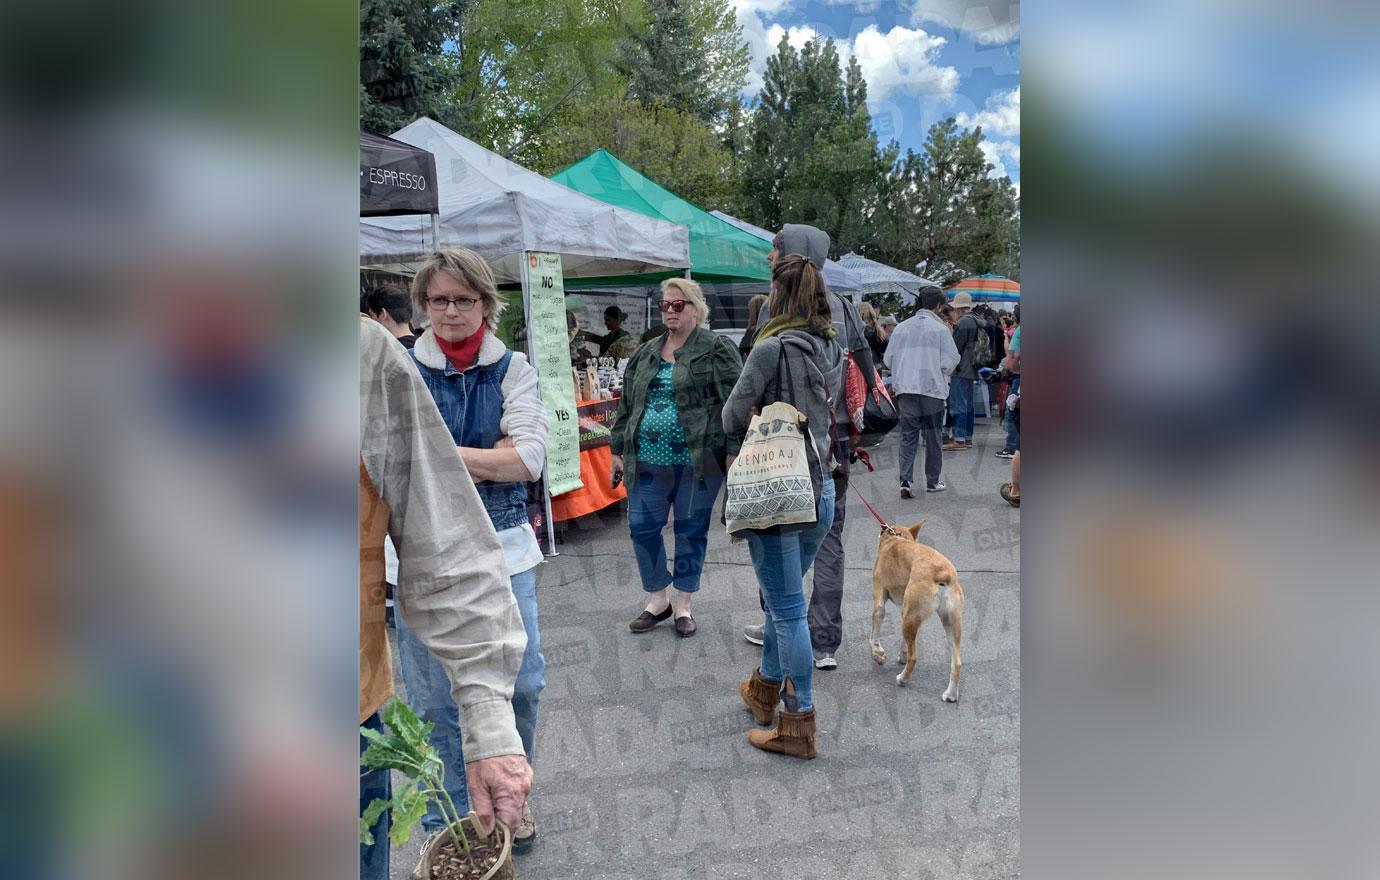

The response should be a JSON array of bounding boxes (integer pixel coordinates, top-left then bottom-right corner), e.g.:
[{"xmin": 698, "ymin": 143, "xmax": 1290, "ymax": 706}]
[{"xmin": 551, "ymin": 150, "xmax": 772, "ymax": 287}]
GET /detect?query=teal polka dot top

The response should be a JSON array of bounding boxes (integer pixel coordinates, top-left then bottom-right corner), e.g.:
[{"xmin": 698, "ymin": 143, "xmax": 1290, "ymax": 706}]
[{"xmin": 637, "ymin": 360, "xmax": 691, "ymax": 466}]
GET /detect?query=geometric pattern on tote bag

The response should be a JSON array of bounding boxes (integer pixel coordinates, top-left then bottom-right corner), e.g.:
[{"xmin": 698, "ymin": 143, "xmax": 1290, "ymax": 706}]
[{"xmin": 725, "ymin": 476, "xmax": 815, "ymax": 519}]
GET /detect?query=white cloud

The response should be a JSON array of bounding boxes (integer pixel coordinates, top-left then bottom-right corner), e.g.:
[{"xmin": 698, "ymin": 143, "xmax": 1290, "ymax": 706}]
[
  {"xmin": 734, "ymin": 4, "xmax": 962, "ymax": 108},
  {"xmin": 956, "ymin": 86, "xmax": 1019, "ymax": 138},
  {"xmin": 958, "ymin": 87, "xmax": 1019, "ymax": 180},
  {"xmin": 910, "ymin": 0, "xmax": 1020, "ymax": 46},
  {"xmin": 978, "ymin": 138, "xmax": 1020, "ymax": 181},
  {"xmin": 734, "ymin": 0, "xmax": 792, "ymax": 15},
  {"xmin": 734, "ymin": 0, "xmax": 826, "ymax": 97},
  {"xmin": 978, "ymin": 140, "xmax": 1007, "ymax": 178},
  {"xmin": 734, "ymin": 0, "xmax": 794, "ymax": 95},
  {"xmin": 849, "ymin": 25, "xmax": 959, "ymax": 101},
  {"xmin": 766, "ymin": 23, "xmax": 820, "ymax": 52}
]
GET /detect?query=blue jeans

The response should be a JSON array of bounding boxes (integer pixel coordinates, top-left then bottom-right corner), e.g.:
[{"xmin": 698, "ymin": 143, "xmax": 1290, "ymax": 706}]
[
  {"xmin": 949, "ymin": 376, "xmax": 975, "ymax": 442},
  {"xmin": 628, "ymin": 464, "xmax": 724, "ymax": 593},
  {"xmin": 360, "ymin": 712, "xmax": 389, "ymax": 880},
  {"xmin": 394, "ymin": 567, "xmax": 545, "ymax": 831},
  {"xmin": 745, "ymin": 480, "xmax": 836, "ymax": 712}
]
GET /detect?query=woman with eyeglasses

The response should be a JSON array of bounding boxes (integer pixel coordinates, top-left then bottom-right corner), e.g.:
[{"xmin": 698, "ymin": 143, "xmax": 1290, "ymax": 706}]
[
  {"xmin": 396, "ymin": 247, "xmax": 549, "ymax": 850},
  {"xmin": 609, "ymin": 277, "xmax": 743, "ymax": 637}
]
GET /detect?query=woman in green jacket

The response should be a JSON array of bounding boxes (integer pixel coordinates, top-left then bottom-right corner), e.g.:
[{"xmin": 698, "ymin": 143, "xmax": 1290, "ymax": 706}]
[{"xmin": 609, "ymin": 278, "xmax": 743, "ymax": 637}]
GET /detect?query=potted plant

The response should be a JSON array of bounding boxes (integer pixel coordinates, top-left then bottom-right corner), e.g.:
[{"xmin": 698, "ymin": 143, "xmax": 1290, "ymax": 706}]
[{"xmin": 361, "ymin": 698, "xmax": 516, "ymax": 880}]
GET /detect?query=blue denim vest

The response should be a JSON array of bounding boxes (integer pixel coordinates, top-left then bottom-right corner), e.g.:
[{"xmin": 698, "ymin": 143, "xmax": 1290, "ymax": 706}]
[{"xmin": 410, "ymin": 348, "xmax": 530, "ymax": 533}]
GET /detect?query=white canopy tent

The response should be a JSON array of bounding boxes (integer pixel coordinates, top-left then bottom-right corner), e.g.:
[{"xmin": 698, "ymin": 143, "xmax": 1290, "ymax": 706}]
[
  {"xmin": 708, "ymin": 210, "xmax": 863, "ymax": 297},
  {"xmin": 360, "ymin": 118, "xmax": 690, "ymax": 282},
  {"xmin": 836, "ymin": 252, "xmax": 935, "ymax": 298},
  {"xmin": 360, "ymin": 119, "xmax": 690, "ymax": 556}
]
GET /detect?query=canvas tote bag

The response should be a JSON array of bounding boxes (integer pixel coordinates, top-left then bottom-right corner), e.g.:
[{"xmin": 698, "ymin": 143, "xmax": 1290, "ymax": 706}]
[{"xmin": 724, "ymin": 345, "xmax": 821, "ymax": 537}]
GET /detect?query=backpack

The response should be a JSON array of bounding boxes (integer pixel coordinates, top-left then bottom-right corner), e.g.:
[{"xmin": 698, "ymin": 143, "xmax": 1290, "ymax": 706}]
[{"xmin": 967, "ymin": 316, "xmax": 993, "ymax": 368}]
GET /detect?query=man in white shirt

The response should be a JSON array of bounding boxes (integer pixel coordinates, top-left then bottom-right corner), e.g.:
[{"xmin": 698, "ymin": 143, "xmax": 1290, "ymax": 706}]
[{"xmin": 884, "ymin": 287, "xmax": 961, "ymax": 496}]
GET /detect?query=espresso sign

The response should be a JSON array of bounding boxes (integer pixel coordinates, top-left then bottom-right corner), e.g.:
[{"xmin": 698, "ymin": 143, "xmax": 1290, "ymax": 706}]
[{"xmin": 360, "ymin": 130, "xmax": 439, "ymax": 217}]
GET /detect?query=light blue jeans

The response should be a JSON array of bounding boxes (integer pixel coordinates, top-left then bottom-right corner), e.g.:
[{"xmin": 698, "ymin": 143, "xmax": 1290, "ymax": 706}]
[
  {"xmin": 394, "ymin": 567, "xmax": 544, "ymax": 831},
  {"xmin": 745, "ymin": 480, "xmax": 836, "ymax": 713}
]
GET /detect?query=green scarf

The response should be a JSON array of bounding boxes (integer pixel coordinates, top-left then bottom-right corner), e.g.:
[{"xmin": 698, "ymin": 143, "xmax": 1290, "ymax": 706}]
[{"xmin": 754, "ymin": 315, "xmax": 837, "ymax": 341}]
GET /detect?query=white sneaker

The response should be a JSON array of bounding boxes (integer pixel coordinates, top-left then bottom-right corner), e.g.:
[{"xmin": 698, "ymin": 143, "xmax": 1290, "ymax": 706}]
[
  {"xmin": 926, "ymin": 481, "xmax": 947, "ymax": 493},
  {"xmin": 813, "ymin": 650, "xmax": 838, "ymax": 670}
]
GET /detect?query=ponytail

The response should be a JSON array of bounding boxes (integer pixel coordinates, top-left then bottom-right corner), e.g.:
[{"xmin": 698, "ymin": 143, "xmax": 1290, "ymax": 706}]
[{"xmin": 770, "ymin": 254, "xmax": 833, "ymax": 336}]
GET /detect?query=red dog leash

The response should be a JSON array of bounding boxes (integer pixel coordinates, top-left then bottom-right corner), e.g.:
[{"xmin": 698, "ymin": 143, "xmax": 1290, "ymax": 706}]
[{"xmin": 851, "ymin": 481, "xmax": 890, "ymax": 529}]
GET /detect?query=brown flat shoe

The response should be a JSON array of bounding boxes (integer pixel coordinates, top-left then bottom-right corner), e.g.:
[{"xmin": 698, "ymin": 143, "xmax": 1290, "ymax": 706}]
[
  {"xmin": 674, "ymin": 614, "xmax": 697, "ymax": 637},
  {"xmin": 629, "ymin": 606, "xmax": 673, "ymax": 633},
  {"xmin": 942, "ymin": 441, "xmax": 970, "ymax": 451}
]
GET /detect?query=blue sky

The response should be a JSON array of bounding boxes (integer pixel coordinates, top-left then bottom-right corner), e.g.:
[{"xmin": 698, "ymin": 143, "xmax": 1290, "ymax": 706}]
[{"xmin": 731, "ymin": 0, "xmax": 1020, "ymax": 189}]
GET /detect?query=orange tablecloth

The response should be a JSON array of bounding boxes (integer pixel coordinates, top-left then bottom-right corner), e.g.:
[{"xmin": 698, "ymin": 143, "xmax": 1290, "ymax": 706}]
[{"xmin": 550, "ymin": 444, "xmax": 626, "ymax": 522}]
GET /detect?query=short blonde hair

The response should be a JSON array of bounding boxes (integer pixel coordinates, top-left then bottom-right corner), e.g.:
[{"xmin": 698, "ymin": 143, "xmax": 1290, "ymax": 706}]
[
  {"xmin": 660, "ymin": 277, "xmax": 710, "ymax": 324},
  {"xmin": 411, "ymin": 247, "xmax": 505, "ymax": 332}
]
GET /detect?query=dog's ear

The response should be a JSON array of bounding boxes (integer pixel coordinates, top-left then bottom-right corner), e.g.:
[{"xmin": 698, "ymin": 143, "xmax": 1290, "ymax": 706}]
[{"xmin": 908, "ymin": 520, "xmax": 926, "ymax": 540}]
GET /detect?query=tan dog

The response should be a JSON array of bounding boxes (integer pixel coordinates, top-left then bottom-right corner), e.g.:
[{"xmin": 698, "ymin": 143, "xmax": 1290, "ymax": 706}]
[{"xmin": 868, "ymin": 521, "xmax": 964, "ymax": 701}]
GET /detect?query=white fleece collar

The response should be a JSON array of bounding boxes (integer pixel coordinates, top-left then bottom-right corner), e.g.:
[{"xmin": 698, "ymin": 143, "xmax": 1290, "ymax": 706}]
[{"xmin": 414, "ymin": 328, "xmax": 507, "ymax": 372}]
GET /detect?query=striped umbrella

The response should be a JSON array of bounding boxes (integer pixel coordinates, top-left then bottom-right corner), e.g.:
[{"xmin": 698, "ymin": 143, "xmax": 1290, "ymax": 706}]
[{"xmin": 945, "ymin": 274, "xmax": 1020, "ymax": 303}]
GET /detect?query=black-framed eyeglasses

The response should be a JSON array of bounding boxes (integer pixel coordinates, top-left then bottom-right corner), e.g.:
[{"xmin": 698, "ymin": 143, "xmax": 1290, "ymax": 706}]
[
  {"xmin": 426, "ymin": 295, "xmax": 481, "ymax": 312},
  {"xmin": 658, "ymin": 300, "xmax": 688, "ymax": 314}
]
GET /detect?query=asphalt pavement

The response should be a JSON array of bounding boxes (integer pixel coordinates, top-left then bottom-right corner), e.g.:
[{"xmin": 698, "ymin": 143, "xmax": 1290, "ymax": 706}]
[{"xmin": 391, "ymin": 417, "xmax": 1020, "ymax": 879}]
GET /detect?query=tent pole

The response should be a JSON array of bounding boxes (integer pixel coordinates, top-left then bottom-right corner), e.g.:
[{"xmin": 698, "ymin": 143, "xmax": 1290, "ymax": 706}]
[
  {"xmin": 430, "ymin": 214, "xmax": 439, "ymax": 252},
  {"xmin": 521, "ymin": 252, "xmax": 559, "ymax": 558}
]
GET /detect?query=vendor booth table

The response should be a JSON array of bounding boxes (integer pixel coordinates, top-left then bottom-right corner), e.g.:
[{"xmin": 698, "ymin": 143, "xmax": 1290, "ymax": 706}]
[{"xmin": 550, "ymin": 398, "xmax": 626, "ymax": 521}]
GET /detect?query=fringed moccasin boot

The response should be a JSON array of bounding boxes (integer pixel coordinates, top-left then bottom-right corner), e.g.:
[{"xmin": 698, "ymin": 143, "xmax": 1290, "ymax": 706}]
[
  {"xmin": 739, "ymin": 667, "xmax": 781, "ymax": 725},
  {"xmin": 746, "ymin": 679, "xmax": 816, "ymax": 759}
]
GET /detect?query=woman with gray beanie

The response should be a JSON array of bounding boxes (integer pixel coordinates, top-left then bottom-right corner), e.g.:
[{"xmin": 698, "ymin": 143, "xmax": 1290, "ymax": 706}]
[{"xmin": 724, "ymin": 253, "xmax": 845, "ymax": 759}]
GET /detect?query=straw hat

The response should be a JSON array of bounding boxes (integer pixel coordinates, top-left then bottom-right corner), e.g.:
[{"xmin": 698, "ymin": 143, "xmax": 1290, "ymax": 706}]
[{"xmin": 949, "ymin": 291, "xmax": 974, "ymax": 309}]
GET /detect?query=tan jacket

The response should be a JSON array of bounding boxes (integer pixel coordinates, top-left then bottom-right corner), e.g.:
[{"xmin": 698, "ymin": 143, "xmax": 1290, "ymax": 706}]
[{"xmin": 359, "ymin": 319, "xmax": 526, "ymax": 762}]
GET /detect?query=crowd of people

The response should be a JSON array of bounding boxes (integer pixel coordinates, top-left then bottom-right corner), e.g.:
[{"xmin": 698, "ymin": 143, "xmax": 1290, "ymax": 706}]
[
  {"xmin": 878, "ymin": 293, "xmax": 1020, "ymax": 506},
  {"xmin": 358, "ymin": 226, "xmax": 1020, "ymax": 877}
]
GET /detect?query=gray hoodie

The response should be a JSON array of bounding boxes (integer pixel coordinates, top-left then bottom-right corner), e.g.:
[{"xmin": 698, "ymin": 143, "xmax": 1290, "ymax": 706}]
[
  {"xmin": 771, "ymin": 223, "xmax": 875, "ymax": 422},
  {"xmin": 723, "ymin": 329, "xmax": 847, "ymax": 470}
]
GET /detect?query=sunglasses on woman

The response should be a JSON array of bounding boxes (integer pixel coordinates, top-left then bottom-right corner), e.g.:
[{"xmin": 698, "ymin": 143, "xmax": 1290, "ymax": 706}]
[{"xmin": 657, "ymin": 300, "xmax": 689, "ymax": 314}]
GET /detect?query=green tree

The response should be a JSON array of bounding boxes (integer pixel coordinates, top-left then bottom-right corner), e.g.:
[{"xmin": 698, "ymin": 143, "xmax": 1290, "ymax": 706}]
[
  {"xmin": 739, "ymin": 38, "xmax": 1018, "ymax": 282},
  {"xmin": 740, "ymin": 36, "xmax": 797, "ymax": 230},
  {"xmin": 360, "ymin": 0, "xmax": 465, "ymax": 133},
  {"xmin": 536, "ymin": 95, "xmax": 737, "ymax": 208},
  {"xmin": 904, "ymin": 118, "xmax": 1019, "ymax": 284},
  {"xmin": 615, "ymin": 0, "xmax": 749, "ymax": 126},
  {"xmin": 446, "ymin": 0, "xmax": 630, "ymax": 163},
  {"xmin": 742, "ymin": 37, "xmax": 888, "ymax": 254},
  {"xmin": 360, "ymin": 0, "xmax": 632, "ymax": 162}
]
